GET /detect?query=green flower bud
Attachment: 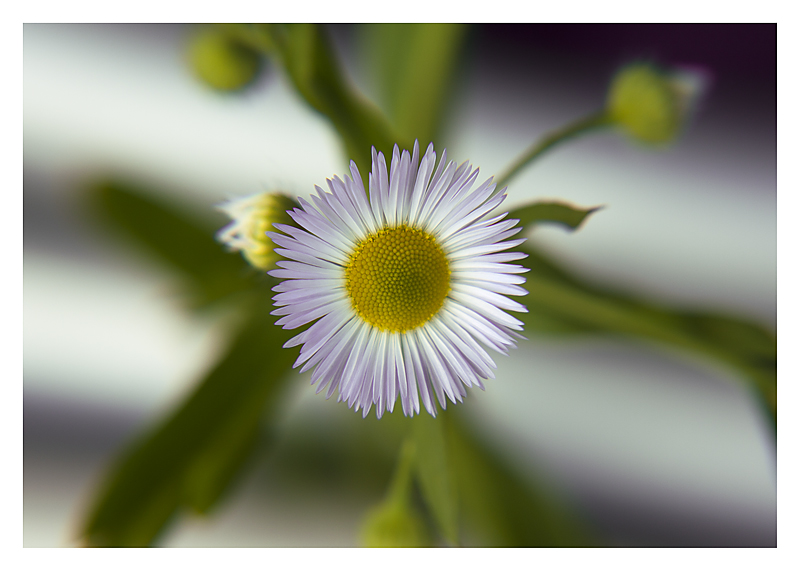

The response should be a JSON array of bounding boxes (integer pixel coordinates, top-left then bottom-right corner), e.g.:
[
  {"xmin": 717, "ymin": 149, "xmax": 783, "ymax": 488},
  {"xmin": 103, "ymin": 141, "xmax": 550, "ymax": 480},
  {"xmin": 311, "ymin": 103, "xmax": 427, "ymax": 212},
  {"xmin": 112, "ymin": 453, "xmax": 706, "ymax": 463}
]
[
  {"xmin": 216, "ymin": 192, "xmax": 298, "ymax": 270},
  {"xmin": 188, "ymin": 27, "xmax": 262, "ymax": 92},
  {"xmin": 607, "ymin": 62, "xmax": 707, "ymax": 145},
  {"xmin": 359, "ymin": 499, "xmax": 429, "ymax": 548}
]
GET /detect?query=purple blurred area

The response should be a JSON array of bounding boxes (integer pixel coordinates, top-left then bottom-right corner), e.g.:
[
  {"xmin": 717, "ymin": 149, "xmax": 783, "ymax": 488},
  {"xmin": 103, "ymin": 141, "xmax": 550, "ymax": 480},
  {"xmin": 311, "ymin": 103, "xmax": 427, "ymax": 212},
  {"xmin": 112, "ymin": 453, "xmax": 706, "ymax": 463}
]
[
  {"xmin": 24, "ymin": 24, "xmax": 776, "ymax": 547},
  {"xmin": 481, "ymin": 24, "xmax": 775, "ymax": 82}
]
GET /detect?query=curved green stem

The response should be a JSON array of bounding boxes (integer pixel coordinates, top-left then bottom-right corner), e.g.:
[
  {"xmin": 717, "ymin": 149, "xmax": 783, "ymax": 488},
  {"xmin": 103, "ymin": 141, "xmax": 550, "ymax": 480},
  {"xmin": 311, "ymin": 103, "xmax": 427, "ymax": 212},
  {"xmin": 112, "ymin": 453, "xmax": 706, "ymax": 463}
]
[{"xmin": 495, "ymin": 111, "xmax": 613, "ymax": 190}]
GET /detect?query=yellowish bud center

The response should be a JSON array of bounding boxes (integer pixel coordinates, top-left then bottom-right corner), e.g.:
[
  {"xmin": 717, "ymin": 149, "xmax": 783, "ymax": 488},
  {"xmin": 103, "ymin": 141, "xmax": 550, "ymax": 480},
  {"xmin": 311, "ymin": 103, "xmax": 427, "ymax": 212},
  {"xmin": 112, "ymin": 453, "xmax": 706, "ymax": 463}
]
[{"xmin": 345, "ymin": 225, "xmax": 450, "ymax": 333}]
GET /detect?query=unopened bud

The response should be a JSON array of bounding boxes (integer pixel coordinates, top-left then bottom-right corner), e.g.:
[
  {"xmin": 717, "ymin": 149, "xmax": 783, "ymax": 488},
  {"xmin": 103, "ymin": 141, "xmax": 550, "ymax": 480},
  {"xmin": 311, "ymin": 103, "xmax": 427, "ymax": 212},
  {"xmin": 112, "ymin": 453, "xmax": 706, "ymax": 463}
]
[
  {"xmin": 216, "ymin": 192, "xmax": 297, "ymax": 270},
  {"xmin": 188, "ymin": 27, "xmax": 262, "ymax": 92},
  {"xmin": 359, "ymin": 500, "xmax": 428, "ymax": 548},
  {"xmin": 607, "ymin": 62, "xmax": 708, "ymax": 145}
]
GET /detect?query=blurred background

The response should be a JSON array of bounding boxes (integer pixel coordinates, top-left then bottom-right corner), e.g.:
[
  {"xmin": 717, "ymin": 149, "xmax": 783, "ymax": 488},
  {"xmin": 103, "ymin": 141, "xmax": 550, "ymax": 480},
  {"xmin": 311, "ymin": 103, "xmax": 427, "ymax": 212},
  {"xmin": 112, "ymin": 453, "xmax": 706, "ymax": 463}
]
[{"xmin": 23, "ymin": 24, "xmax": 776, "ymax": 546}]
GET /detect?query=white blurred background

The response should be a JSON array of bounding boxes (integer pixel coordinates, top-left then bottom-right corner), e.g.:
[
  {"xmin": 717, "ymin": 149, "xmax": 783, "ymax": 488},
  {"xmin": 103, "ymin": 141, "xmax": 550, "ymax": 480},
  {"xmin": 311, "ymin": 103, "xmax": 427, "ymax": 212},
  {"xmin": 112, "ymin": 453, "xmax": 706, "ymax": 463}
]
[{"xmin": 23, "ymin": 24, "xmax": 776, "ymax": 546}]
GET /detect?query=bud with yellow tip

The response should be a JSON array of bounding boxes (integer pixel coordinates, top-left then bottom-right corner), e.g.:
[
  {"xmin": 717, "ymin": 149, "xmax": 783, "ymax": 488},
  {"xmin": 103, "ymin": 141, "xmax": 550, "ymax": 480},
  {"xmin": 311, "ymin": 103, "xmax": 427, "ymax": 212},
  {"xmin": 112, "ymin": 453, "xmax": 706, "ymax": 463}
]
[{"xmin": 216, "ymin": 192, "xmax": 298, "ymax": 270}]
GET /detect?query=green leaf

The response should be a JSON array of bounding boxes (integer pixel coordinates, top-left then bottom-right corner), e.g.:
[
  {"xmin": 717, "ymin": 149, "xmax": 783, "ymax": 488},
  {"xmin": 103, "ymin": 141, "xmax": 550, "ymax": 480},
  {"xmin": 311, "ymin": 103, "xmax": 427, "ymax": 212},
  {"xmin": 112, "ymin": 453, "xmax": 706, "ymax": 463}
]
[
  {"xmin": 80, "ymin": 299, "xmax": 296, "ymax": 546},
  {"xmin": 517, "ymin": 243, "xmax": 776, "ymax": 431},
  {"xmin": 86, "ymin": 179, "xmax": 258, "ymax": 309},
  {"xmin": 411, "ymin": 412, "xmax": 459, "ymax": 545},
  {"xmin": 509, "ymin": 201, "xmax": 601, "ymax": 232},
  {"xmin": 268, "ymin": 24, "xmax": 410, "ymax": 179},
  {"xmin": 362, "ymin": 24, "xmax": 468, "ymax": 147},
  {"xmin": 446, "ymin": 411, "xmax": 592, "ymax": 546}
]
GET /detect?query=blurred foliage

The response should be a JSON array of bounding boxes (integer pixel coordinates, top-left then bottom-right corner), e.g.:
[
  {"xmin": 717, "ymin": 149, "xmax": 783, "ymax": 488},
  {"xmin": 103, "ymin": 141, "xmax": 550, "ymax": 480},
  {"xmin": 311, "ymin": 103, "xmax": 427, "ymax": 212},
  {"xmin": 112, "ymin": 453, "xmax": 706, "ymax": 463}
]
[
  {"xmin": 263, "ymin": 23, "xmax": 407, "ymax": 181},
  {"xmin": 81, "ymin": 294, "xmax": 296, "ymax": 546},
  {"xmin": 446, "ymin": 410, "xmax": 592, "ymax": 546},
  {"xmin": 359, "ymin": 440, "xmax": 431, "ymax": 547},
  {"xmin": 188, "ymin": 26, "xmax": 263, "ymax": 92},
  {"xmin": 507, "ymin": 200, "xmax": 775, "ymax": 431},
  {"xmin": 361, "ymin": 24, "xmax": 468, "ymax": 147},
  {"xmin": 410, "ymin": 412, "xmax": 459, "ymax": 545},
  {"xmin": 515, "ymin": 242, "xmax": 776, "ymax": 431},
  {"xmin": 87, "ymin": 180, "xmax": 259, "ymax": 309},
  {"xmin": 78, "ymin": 23, "xmax": 775, "ymax": 548},
  {"xmin": 496, "ymin": 112, "xmax": 612, "ymax": 190},
  {"xmin": 510, "ymin": 200, "xmax": 601, "ymax": 232}
]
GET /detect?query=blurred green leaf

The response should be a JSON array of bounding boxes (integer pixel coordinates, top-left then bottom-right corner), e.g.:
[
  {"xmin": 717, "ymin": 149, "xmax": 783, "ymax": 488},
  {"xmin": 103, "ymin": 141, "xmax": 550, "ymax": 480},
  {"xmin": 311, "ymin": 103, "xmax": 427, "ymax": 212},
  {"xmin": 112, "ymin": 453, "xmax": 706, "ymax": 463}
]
[
  {"xmin": 80, "ymin": 299, "xmax": 296, "ymax": 546},
  {"xmin": 510, "ymin": 201, "xmax": 601, "ymax": 232},
  {"xmin": 517, "ymin": 243, "xmax": 777, "ymax": 431},
  {"xmin": 266, "ymin": 24, "xmax": 409, "ymax": 179},
  {"xmin": 411, "ymin": 413, "xmax": 459, "ymax": 545},
  {"xmin": 446, "ymin": 411, "xmax": 592, "ymax": 546},
  {"xmin": 86, "ymin": 180, "xmax": 258, "ymax": 309},
  {"xmin": 363, "ymin": 24, "xmax": 468, "ymax": 147}
]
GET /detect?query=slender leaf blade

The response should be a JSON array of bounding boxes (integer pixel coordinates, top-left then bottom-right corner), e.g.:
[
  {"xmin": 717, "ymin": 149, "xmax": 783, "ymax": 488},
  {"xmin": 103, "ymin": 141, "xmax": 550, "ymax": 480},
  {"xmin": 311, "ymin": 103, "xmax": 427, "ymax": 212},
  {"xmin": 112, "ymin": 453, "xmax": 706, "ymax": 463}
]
[
  {"xmin": 272, "ymin": 24, "xmax": 410, "ymax": 179},
  {"xmin": 517, "ymin": 244, "xmax": 776, "ymax": 430},
  {"xmin": 363, "ymin": 24, "xmax": 468, "ymax": 146},
  {"xmin": 510, "ymin": 201, "xmax": 601, "ymax": 232},
  {"xmin": 86, "ymin": 180, "xmax": 258, "ymax": 308},
  {"xmin": 80, "ymin": 300, "xmax": 296, "ymax": 546}
]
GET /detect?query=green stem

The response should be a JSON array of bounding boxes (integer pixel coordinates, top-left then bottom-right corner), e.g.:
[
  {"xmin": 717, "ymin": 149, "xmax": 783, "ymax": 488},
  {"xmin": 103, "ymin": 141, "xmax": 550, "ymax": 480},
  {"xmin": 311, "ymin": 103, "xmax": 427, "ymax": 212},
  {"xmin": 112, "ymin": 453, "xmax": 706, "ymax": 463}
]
[
  {"xmin": 386, "ymin": 439, "xmax": 416, "ymax": 507},
  {"xmin": 495, "ymin": 111, "xmax": 613, "ymax": 190}
]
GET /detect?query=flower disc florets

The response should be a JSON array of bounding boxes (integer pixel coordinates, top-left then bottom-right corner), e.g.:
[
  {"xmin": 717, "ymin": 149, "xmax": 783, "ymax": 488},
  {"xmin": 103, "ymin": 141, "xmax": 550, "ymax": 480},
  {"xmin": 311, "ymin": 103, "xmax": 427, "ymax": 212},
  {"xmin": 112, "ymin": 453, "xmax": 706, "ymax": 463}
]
[{"xmin": 345, "ymin": 225, "xmax": 451, "ymax": 332}]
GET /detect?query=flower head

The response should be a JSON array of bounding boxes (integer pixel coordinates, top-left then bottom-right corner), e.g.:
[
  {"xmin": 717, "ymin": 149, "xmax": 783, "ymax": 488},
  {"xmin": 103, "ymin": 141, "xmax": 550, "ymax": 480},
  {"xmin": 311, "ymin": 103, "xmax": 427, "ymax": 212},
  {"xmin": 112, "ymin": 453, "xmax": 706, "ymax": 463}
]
[
  {"xmin": 217, "ymin": 192, "xmax": 297, "ymax": 270},
  {"xmin": 269, "ymin": 142, "xmax": 528, "ymax": 418}
]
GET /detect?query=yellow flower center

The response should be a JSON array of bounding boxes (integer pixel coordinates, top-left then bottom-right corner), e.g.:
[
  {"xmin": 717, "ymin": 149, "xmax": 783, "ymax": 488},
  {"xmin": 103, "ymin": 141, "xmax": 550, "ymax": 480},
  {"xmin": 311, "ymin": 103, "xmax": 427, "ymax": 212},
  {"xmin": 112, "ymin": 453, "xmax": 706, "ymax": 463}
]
[{"xmin": 345, "ymin": 225, "xmax": 451, "ymax": 333}]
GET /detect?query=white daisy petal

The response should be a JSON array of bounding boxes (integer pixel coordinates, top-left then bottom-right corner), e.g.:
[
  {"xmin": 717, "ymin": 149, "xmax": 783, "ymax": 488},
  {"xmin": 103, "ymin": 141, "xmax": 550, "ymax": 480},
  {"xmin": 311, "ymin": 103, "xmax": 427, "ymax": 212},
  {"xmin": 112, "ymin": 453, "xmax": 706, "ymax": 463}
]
[
  {"xmin": 267, "ymin": 142, "xmax": 528, "ymax": 418},
  {"xmin": 268, "ymin": 228, "xmax": 348, "ymax": 265},
  {"xmin": 401, "ymin": 334, "xmax": 421, "ymax": 415},
  {"xmin": 415, "ymin": 327, "xmax": 457, "ymax": 404}
]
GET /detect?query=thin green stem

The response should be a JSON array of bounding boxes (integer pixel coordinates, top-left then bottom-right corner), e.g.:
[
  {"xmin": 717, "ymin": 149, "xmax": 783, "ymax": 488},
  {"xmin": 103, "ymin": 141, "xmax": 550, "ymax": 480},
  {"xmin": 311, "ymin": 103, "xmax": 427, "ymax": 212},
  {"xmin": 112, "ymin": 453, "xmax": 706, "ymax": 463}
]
[
  {"xmin": 386, "ymin": 439, "xmax": 416, "ymax": 506},
  {"xmin": 495, "ymin": 111, "xmax": 613, "ymax": 190}
]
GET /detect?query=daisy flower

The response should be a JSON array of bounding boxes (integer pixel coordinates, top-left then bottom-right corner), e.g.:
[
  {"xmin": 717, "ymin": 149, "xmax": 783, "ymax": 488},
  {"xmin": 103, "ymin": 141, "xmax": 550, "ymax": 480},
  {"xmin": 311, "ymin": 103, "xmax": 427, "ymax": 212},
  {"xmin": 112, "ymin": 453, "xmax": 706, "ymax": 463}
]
[{"xmin": 269, "ymin": 141, "xmax": 528, "ymax": 418}]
